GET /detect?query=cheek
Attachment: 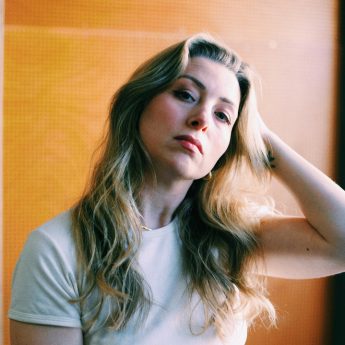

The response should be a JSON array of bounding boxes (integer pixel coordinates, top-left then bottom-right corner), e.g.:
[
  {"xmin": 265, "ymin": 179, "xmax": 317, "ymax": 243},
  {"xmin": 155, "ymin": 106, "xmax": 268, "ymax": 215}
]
[
  {"xmin": 140, "ymin": 97, "xmax": 177, "ymax": 131},
  {"xmin": 214, "ymin": 129, "xmax": 232, "ymax": 156},
  {"xmin": 211, "ymin": 133, "xmax": 232, "ymax": 170},
  {"xmin": 139, "ymin": 102, "xmax": 177, "ymax": 150},
  {"xmin": 207, "ymin": 129, "xmax": 231, "ymax": 169},
  {"xmin": 139, "ymin": 103, "xmax": 161, "ymax": 138}
]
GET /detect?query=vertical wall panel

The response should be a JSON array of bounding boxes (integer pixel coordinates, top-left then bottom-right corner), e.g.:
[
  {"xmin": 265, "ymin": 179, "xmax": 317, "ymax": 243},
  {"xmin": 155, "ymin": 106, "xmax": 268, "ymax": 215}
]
[
  {"xmin": 0, "ymin": 0, "xmax": 4, "ymax": 342},
  {"xmin": 331, "ymin": 1, "xmax": 345, "ymax": 344}
]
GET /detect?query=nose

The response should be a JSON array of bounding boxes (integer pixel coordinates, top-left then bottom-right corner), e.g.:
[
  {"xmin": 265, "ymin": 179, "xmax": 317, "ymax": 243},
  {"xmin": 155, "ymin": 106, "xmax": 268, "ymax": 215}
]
[{"xmin": 187, "ymin": 106, "xmax": 209, "ymax": 132}]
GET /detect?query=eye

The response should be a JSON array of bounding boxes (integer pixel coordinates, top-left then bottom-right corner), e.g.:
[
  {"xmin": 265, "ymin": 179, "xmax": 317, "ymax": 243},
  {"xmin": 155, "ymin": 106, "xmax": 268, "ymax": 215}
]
[
  {"xmin": 173, "ymin": 90, "xmax": 196, "ymax": 103},
  {"xmin": 214, "ymin": 111, "xmax": 231, "ymax": 125}
]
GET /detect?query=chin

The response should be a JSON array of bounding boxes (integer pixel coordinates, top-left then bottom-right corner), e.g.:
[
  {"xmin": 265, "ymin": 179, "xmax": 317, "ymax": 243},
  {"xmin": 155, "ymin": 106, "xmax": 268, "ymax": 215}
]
[
  {"xmin": 176, "ymin": 170, "xmax": 206, "ymax": 181},
  {"xmin": 155, "ymin": 159, "xmax": 207, "ymax": 182},
  {"xmin": 173, "ymin": 165, "xmax": 208, "ymax": 180}
]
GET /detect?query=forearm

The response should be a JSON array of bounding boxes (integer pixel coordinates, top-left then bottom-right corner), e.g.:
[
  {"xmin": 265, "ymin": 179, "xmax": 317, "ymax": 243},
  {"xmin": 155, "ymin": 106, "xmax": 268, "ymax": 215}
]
[
  {"xmin": 266, "ymin": 130, "xmax": 345, "ymax": 247},
  {"xmin": 10, "ymin": 321, "xmax": 83, "ymax": 345}
]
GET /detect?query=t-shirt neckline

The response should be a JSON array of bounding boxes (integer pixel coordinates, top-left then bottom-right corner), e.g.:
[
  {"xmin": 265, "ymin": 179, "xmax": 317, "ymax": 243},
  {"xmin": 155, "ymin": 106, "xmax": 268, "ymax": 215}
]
[{"xmin": 142, "ymin": 219, "xmax": 177, "ymax": 238}]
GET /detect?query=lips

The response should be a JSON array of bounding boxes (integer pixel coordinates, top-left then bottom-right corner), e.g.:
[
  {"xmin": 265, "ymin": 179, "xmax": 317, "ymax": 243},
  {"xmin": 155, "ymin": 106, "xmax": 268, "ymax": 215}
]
[{"xmin": 174, "ymin": 135, "xmax": 203, "ymax": 154}]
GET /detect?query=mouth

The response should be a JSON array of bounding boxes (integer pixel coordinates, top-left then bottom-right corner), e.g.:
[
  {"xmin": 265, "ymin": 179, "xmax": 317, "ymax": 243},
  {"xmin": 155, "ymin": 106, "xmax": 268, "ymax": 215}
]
[{"xmin": 174, "ymin": 135, "xmax": 203, "ymax": 154}]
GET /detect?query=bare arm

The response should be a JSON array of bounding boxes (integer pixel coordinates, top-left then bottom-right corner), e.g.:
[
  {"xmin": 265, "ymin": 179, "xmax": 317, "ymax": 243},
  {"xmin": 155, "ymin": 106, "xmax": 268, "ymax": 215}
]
[
  {"xmin": 10, "ymin": 320, "xmax": 83, "ymax": 345},
  {"xmin": 258, "ymin": 130, "xmax": 345, "ymax": 279}
]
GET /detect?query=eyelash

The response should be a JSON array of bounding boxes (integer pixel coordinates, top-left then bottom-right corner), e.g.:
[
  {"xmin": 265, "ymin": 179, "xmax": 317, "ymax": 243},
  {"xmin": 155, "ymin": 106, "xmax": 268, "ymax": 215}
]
[
  {"xmin": 173, "ymin": 89, "xmax": 232, "ymax": 125},
  {"xmin": 215, "ymin": 111, "xmax": 231, "ymax": 125},
  {"xmin": 173, "ymin": 89, "xmax": 196, "ymax": 102}
]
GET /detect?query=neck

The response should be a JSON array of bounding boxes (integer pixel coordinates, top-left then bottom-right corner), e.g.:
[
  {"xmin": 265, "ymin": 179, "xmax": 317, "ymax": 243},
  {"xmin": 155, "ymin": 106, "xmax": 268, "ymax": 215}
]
[{"xmin": 139, "ymin": 179, "xmax": 193, "ymax": 229}]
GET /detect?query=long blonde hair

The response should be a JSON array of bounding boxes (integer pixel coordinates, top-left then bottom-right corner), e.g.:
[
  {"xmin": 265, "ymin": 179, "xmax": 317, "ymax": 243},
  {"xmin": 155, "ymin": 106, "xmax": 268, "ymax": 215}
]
[{"xmin": 72, "ymin": 33, "xmax": 275, "ymax": 335}]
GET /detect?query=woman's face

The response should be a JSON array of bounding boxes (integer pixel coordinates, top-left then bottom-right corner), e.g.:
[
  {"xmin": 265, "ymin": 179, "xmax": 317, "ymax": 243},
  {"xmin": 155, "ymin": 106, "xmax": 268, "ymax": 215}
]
[{"xmin": 139, "ymin": 57, "xmax": 241, "ymax": 183}]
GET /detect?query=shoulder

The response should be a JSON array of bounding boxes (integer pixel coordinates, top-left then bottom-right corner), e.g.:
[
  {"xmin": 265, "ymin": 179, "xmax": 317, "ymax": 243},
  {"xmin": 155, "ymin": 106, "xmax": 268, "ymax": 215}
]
[
  {"xmin": 26, "ymin": 210, "xmax": 75, "ymax": 254},
  {"xmin": 33, "ymin": 210, "xmax": 73, "ymax": 240},
  {"xmin": 17, "ymin": 210, "xmax": 78, "ymax": 278},
  {"xmin": 11, "ymin": 209, "xmax": 80, "ymax": 302},
  {"xmin": 9, "ymin": 210, "xmax": 82, "ymax": 327}
]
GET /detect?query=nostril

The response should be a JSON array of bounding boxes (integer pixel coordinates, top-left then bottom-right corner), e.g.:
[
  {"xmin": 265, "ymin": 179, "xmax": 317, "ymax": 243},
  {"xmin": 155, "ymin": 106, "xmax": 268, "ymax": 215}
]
[{"xmin": 191, "ymin": 120, "xmax": 199, "ymax": 126}]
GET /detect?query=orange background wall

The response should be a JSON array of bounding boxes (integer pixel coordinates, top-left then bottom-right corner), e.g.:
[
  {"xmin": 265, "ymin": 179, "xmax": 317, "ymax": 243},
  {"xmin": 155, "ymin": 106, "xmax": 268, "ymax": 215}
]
[{"xmin": 3, "ymin": 1, "xmax": 338, "ymax": 344}]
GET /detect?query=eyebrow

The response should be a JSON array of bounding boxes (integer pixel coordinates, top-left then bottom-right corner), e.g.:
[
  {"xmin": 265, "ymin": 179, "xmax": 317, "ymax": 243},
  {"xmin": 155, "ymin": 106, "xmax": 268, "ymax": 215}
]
[{"xmin": 178, "ymin": 74, "xmax": 236, "ymax": 108}]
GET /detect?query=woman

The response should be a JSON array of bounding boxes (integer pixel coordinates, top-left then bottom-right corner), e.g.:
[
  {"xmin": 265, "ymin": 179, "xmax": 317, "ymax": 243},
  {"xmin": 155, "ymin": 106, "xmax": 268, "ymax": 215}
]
[{"xmin": 9, "ymin": 33, "xmax": 345, "ymax": 345}]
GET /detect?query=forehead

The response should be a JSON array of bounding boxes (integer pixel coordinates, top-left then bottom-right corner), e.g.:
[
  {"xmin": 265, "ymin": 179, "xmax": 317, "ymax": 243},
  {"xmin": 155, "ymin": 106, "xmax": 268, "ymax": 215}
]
[{"xmin": 181, "ymin": 57, "xmax": 241, "ymax": 106}]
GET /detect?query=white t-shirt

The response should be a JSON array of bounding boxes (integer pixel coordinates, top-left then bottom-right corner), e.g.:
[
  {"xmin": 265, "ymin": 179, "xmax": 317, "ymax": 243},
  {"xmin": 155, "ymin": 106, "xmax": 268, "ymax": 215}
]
[{"xmin": 9, "ymin": 211, "xmax": 247, "ymax": 345}]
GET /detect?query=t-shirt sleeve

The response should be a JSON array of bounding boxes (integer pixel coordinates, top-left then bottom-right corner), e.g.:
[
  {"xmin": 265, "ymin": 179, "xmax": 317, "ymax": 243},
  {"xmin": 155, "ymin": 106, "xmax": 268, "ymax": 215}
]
[{"xmin": 8, "ymin": 217, "xmax": 82, "ymax": 328}]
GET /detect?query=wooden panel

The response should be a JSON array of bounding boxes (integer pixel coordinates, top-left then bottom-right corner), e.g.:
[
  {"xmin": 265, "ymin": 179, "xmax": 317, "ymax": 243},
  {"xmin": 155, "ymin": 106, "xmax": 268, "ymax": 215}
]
[{"xmin": 3, "ymin": 1, "xmax": 338, "ymax": 344}]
